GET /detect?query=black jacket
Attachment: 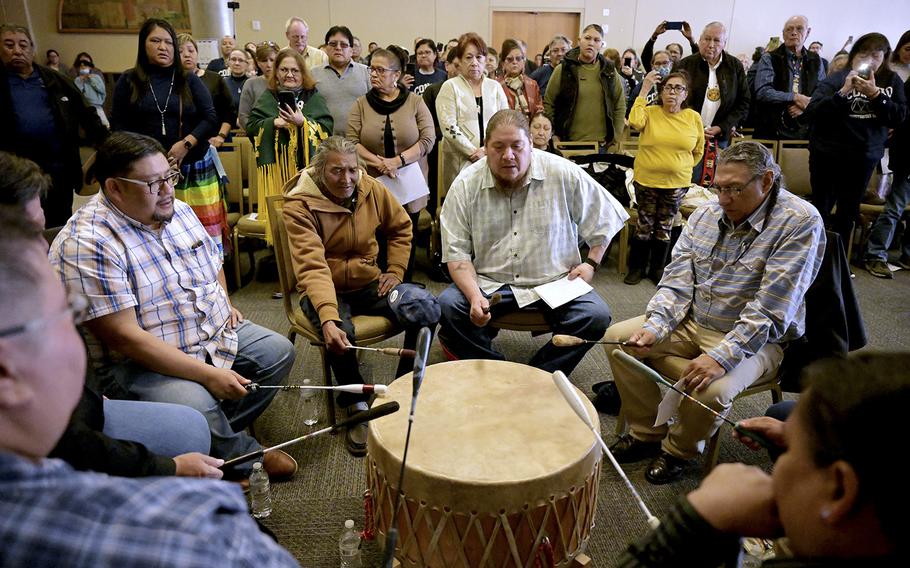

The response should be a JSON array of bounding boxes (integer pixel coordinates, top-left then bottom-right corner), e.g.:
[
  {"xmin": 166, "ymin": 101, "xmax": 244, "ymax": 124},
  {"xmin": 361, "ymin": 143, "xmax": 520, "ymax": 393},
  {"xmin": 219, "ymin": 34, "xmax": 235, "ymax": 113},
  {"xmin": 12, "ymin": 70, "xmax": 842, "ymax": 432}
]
[
  {"xmin": 674, "ymin": 51, "xmax": 750, "ymax": 140},
  {"xmin": 753, "ymin": 45, "xmax": 822, "ymax": 139},
  {"xmin": 805, "ymin": 69, "xmax": 908, "ymax": 160},
  {"xmin": 0, "ymin": 64, "xmax": 107, "ymax": 192},
  {"xmin": 549, "ymin": 47, "xmax": 621, "ymax": 142}
]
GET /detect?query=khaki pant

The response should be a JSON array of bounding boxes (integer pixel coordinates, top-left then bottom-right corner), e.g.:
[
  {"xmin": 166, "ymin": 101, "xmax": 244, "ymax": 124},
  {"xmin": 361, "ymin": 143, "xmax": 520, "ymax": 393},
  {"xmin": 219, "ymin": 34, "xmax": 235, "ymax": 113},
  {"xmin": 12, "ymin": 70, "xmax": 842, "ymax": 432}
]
[{"xmin": 606, "ymin": 315, "xmax": 783, "ymax": 460}]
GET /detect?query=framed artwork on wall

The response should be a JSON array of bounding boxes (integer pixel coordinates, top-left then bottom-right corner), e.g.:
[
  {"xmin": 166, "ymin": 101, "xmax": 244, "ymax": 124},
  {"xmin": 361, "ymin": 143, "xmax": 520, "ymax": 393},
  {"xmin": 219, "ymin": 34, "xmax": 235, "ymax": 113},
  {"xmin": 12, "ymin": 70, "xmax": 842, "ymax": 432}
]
[{"xmin": 58, "ymin": 0, "xmax": 192, "ymax": 33}]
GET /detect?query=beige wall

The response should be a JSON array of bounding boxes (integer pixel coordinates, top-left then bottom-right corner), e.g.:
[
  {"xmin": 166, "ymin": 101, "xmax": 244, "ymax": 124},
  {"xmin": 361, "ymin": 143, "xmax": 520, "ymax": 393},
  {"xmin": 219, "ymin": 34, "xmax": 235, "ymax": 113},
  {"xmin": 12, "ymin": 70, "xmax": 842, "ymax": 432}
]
[{"xmin": 19, "ymin": 0, "xmax": 910, "ymax": 73}]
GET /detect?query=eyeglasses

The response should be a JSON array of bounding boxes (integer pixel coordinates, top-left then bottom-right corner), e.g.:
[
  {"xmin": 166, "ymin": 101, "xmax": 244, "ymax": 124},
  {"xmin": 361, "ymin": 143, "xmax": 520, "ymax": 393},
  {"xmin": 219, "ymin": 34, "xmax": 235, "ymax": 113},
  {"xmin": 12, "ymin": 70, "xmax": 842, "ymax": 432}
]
[
  {"xmin": 327, "ymin": 40, "xmax": 350, "ymax": 49},
  {"xmin": 662, "ymin": 84, "xmax": 687, "ymax": 93},
  {"xmin": 369, "ymin": 66, "xmax": 398, "ymax": 75},
  {"xmin": 278, "ymin": 67, "xmax": 301, "ymax": 75},
  {"xmin": 115, "ymin": 170, "xmax": 181, "ymax": 195},
  {"xmin": 0, "ymin": 293, "xmax": 89, "ymax": 338},
  {"xmin": 504, "ymin": 55, "xmax": 525, "ymax": 63},
  {"xmin": 708, "ymin": 173, "xmax": 762, "ymax": 197}
]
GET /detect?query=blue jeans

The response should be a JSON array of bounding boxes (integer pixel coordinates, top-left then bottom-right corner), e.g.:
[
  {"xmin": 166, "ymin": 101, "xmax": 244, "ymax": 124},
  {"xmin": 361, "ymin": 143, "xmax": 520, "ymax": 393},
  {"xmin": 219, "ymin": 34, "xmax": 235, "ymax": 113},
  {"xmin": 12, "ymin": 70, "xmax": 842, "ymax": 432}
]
[
  {"xmin": 103, "ymin": 399, "xmax": 211, "ymax": 457},
  {"xmin": 865, "ymin": 170, "xmax": 910, "ymax": 262},
  {"xmin": 107, "ymin": 321, "xmax": 294, "ymax": 473},
  {"xmin": 438, "ymin": 284, "xmax": 612, "ymax": 376}
]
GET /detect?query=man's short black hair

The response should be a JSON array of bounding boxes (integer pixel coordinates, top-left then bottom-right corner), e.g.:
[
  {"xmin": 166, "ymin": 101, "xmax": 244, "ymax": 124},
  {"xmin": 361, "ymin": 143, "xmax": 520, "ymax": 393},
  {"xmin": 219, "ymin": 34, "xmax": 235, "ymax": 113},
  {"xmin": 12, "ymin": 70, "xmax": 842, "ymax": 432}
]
[
  {"xmin": 325, "ymin": 25, "xmax": 354, "ymax": 47},
  {"xmin": 91, "ymin": 132, "xmax": 166, "ymax": 187}
]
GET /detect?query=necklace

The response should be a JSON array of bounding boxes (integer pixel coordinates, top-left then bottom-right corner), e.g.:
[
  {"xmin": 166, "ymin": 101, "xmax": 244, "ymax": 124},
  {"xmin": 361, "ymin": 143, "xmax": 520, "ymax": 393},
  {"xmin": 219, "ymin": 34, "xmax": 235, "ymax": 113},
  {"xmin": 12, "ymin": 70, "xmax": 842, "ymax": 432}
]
[{"xmin": 149, "ymin": 70, "xmax": 176, "ymax": 136}]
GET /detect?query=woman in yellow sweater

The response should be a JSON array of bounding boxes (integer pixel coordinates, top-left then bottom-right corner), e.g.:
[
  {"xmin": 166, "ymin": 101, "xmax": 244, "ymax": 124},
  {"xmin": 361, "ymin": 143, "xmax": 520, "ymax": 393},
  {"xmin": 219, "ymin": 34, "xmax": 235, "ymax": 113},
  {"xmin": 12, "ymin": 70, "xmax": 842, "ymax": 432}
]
[{"xmin": 625, "ymin": 70, "xmax": 704, "ymax": 285}]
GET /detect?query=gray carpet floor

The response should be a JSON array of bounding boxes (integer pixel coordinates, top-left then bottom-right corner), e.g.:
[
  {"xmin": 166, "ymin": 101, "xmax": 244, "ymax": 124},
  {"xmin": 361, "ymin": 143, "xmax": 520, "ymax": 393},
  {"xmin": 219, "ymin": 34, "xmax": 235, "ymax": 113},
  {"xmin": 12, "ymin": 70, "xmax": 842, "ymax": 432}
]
[{"xmin": 230, "ymin": 245, "xmax": 910, "ymax": 567}]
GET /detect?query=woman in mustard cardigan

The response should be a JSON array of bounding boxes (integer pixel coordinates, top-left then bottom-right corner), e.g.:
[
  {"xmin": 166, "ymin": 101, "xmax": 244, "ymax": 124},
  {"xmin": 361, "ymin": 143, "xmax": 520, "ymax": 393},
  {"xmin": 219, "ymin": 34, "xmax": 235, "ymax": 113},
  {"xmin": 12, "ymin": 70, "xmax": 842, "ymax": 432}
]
[{"xmin": 625, "ymin": 70, "xmax": 704, "ymax": 285}]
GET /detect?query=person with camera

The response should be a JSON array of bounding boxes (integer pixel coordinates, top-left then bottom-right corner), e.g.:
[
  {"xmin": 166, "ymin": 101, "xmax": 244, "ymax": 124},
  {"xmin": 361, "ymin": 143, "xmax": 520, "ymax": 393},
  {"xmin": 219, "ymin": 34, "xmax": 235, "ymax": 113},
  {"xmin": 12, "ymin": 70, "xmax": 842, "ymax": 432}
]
[
  {"xmin": 641, "ymin": 20, "xmax": 698, "ymax": 71},
  {"xmin": 246, "ymin": 47, "xmax": 333, "ymax": 240},
  {"xmin": 624, "ymin": 70, "xmax": 704, "ymax": 285},
  {"xmin": 805, "ymin": 33, "xmax": 908, "ymax": 250}
]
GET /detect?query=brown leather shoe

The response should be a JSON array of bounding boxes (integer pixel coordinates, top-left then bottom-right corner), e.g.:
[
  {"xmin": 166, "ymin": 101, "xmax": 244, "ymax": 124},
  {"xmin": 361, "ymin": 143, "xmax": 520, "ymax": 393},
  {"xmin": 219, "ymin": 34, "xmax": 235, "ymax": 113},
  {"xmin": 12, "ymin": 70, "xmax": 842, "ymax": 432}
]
[
  {"xmin": 609, "ymin": 434, "xmax": 661, "ymax": 464},
  {"xmin": 262, "ymin": 449, "xmax": 298, "ymax": 481}
]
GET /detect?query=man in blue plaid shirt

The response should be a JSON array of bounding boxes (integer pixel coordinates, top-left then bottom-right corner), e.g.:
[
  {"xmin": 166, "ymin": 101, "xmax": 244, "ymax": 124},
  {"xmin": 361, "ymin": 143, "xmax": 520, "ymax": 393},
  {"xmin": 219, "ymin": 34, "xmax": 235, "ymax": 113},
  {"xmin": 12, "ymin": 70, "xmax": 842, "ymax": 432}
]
[
  {"xmin": 48, "ymin": 132, "xmax": 297, "ymax": 481},
  {"xmin": 606, "ymin": 142, "xmax": 825, "ymax": 484},
  {"xmin": 0, "ymin": 227, "xmax": 298, "ymax": 566}
]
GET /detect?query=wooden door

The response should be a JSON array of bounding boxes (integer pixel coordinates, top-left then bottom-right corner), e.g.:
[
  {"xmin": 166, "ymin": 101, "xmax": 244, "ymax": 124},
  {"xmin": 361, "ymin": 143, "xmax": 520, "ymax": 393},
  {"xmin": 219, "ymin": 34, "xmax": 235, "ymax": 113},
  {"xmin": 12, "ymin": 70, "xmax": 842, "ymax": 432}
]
[{"xmin": 491, "ymin": 11, "xmax": 580, "ymax": 60}]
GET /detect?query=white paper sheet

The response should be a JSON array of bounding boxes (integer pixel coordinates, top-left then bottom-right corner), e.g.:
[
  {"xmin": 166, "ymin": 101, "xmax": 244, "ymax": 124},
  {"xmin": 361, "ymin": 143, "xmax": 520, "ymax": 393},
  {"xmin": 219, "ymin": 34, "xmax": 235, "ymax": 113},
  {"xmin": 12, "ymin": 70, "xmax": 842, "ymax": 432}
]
[
  {"xmin": 376, "ymin": 163, "xmax": 430, "ymax": 206},
  {"xmin": 532, "ymin": 276, "xmax": 593, "ymax": 309},
  {"xmin": 654, "ymin": 379, "xmax": 686, "ymax": 427}
]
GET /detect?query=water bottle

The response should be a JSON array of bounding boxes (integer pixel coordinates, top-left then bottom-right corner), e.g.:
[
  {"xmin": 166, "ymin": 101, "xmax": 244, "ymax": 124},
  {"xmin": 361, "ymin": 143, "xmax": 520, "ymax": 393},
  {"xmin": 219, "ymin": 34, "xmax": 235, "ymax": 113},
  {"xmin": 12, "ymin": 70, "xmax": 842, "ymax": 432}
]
[
  {"xmin": 339, "ymin": 519, "xmax": 362, "ymax": 568},
  {"xmin": 249, "ymin": 461, "xmax": 272, "ymax": 519},
  {"xmin": 302, "ymin": 379, "xmax": 319, "ymax": 426}
]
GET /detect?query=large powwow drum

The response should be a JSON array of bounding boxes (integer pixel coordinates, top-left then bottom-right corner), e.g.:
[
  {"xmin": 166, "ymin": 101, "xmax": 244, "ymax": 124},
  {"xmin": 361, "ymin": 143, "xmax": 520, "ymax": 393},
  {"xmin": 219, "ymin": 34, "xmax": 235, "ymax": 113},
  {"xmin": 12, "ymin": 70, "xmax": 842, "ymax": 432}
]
[{"xmin": 367, "ymin": 360, "xmax": 601, "ymax": 567}]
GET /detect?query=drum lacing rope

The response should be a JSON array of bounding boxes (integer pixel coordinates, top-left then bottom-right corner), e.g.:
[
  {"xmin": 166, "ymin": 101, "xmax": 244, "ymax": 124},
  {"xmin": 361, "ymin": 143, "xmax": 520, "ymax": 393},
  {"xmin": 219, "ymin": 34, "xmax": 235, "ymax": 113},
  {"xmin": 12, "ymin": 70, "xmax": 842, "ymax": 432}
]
[
  {"xmin": 362, "ymin": 490, "xmax": 375, "ymax": 540},
  {"xmin": 534, "ymin": 536, "xmax": 555, "ymax": 568}
]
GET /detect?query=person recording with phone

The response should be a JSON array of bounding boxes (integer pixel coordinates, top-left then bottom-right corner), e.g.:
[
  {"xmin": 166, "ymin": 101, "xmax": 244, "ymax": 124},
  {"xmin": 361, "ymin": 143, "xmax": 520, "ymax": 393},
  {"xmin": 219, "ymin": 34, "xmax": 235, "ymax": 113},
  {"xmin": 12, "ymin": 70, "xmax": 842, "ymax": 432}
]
[
  {"xmin": 641, "ymin": 20, "xmax": 698, "ymax": 71},
  {"xmin": 805, "ymin": 32, "xmax": 908, "ymax": 253},
  {"xmin": 246, "ymin": 47, "xmax": 333, "ymax": 241},
  {"xmin": 626, "ymin": 50, "xmax": 673, "ymax": 116}
]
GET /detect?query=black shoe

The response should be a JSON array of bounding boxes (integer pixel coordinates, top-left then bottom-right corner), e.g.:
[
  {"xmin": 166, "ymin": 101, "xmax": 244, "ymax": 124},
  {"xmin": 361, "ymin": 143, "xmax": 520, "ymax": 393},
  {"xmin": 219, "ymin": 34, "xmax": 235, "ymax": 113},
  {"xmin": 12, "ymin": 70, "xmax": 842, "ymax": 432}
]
[
  {"xmin": 645, "ymin": 452, "xmax": 689, "ymax": 485},
  {"xmin": 897, "ymin": 255, "xmax": 910, "ymax": 270},
  {"xmin": 623, "ymin": 267, "xmax": 644, "ymax": 285},
  {"xmin": 345, "ymin": 404, "xmax": 369, "ymax": 457},
  {"xmin": 865, "ymin": 260, "xmax": 893, "ymax": 279},
  {"xmin": 609, "ymin": 434, "xmax": 661, "ymax": 464},
  {"xmin": 592, "ymin": 381, "xmax": 621, "ymax": 415}
]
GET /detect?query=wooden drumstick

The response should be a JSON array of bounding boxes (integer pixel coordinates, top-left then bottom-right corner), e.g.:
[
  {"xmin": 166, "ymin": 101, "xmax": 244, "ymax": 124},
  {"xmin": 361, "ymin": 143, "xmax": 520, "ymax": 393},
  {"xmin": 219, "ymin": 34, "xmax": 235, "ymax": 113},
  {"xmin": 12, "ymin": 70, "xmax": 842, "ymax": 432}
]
[
  {"xmin": 481, "ymin": 292, "xmax": 503, "ymax": 314},
  {"xmin": 551, "ymin": 370, "xmax": 661, "ymax": 529},
  {"xmin": 345, "ymin": 345, "xmax": 417, "ymax": 358},
  {"xmin": 552, "ymin": 334, "xmax": 631, "ymax": 347},
  {"xmin": 612, "ymin": 350, "xmax": 777, "ymax": 451}
]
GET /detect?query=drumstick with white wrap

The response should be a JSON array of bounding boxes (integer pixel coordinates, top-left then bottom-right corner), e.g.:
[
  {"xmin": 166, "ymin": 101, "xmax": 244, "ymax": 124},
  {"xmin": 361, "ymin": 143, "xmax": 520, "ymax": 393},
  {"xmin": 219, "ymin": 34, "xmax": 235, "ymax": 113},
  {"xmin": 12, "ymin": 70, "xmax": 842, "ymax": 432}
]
[
  {"xmin": 244, "ymin": 383, "xmax": 388, "ymax": 394},
  {"xmin": 551, "ymin": 370, "xmax": 661, "ymax": 529},
  {"xmin": 552, "ymin": 334, "xmax": 630, "ymax": 347}
]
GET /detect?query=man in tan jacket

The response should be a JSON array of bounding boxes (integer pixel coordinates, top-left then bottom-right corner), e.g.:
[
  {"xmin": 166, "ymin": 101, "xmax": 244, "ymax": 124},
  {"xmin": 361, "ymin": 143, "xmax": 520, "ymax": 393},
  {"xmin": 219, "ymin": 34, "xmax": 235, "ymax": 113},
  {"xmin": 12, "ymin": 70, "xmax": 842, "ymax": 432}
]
[{"xmin": 283, "ymin": 136, "xmax": 435, "ymax": 456}]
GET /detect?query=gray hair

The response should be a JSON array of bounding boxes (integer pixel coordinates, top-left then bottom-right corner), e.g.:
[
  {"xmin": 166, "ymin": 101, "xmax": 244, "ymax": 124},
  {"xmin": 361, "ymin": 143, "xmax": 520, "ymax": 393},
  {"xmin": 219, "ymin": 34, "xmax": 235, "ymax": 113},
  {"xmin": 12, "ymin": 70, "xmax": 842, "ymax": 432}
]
[
  {"xmin": 717, "ymin": 141, "xmax": 783, "ymax": 194},
  {"xmin": 285, "ymin": 17, "xmax": 308, "ymax": 33},
  {"xmin": 0, "ymin": 24, "xmax": 33, "ymax": 46},
  {"xmin": 484, "ymin": 109, "xmax": 530, "ymax": 144},
  {"xmin": 702, "ymin": 22, "xmax": 727, "ymax": 38},
  {"xmin": 550, "ymin": 35, "xmax": 571, "ymax": 49},
  {"xmin": 310, "ymin": 136, "xmax": 360, "ymax": 189}
]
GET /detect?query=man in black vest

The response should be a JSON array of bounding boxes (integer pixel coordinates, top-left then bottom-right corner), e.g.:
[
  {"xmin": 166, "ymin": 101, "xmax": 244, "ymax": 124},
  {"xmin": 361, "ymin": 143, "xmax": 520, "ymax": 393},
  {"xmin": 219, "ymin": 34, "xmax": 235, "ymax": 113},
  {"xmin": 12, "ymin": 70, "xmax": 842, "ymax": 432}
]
[{"xmin": 753, "ymin": 16, "xmax": 825, "ymax": 139}]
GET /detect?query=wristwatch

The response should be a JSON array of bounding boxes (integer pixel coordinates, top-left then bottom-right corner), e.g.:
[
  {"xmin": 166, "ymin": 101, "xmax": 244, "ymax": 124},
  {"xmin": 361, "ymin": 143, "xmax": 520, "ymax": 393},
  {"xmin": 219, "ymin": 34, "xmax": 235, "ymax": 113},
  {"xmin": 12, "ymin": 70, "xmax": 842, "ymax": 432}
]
[
  {"xmin": 584, "ymin": 258, "xmax": 600, "ymax": 272},
  {"xmin": 183, "ymin": 139, "xmax": 193, "ymax": 150},
  {"xmin": 399, "ymin": 154, "xmax": 406, "ymax": 167}
]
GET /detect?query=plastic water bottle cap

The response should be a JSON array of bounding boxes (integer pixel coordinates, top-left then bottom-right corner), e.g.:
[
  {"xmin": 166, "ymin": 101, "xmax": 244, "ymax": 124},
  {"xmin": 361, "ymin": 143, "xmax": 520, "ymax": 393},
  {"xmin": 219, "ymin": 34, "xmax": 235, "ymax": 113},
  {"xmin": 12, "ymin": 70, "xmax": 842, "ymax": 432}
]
[
  {"xmin": 344, "ymin": 519, "xmax": 354, "ymax": 529},
  {"xmin": 253, "ymin": 462, "xmax": 263, "ymax": 470}
]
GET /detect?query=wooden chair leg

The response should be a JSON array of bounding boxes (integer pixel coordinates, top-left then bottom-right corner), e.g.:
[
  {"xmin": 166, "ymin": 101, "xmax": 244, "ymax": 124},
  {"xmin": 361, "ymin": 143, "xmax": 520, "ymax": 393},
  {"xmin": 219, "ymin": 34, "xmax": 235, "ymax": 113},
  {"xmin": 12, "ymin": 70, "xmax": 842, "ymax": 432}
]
[
  {"xmin": 615, "ymin": 407, "xmax": 626, "ymax": 437},
  {"xmin": 704, "ymin": 428, "xmax": 723, "ymax": 473},
  {"xmin": 232, "ymin": 232, "xmax": 241, "ymax": 289},
  {"xmin": 319, "ymin": 346, "xmax": 336, "ymax": 426}
]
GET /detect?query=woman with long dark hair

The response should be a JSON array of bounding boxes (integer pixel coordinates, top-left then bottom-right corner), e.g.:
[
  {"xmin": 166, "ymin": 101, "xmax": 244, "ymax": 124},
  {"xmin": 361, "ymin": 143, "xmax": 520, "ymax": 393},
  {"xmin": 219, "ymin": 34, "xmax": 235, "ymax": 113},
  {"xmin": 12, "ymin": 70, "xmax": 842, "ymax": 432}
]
[
  {"xmin": 111, "ymin": 19, "xmax": 225, "ymax": 251},
  {"xmin": 806, "ymin": 32, "xmax": 908, "ymax": 249}
]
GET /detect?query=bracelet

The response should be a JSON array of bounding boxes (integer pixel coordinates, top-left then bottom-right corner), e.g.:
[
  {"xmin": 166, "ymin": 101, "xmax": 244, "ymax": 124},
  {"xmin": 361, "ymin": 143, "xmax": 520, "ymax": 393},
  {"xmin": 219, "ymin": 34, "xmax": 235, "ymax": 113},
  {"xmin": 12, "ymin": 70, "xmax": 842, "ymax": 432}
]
[
  {"xmin": 584, "ymin": 258, "xmax": 600, "ymax": 272},
  {"xmin": 399, "ymin": 154, "xmax": 406, "ymax": 167}
]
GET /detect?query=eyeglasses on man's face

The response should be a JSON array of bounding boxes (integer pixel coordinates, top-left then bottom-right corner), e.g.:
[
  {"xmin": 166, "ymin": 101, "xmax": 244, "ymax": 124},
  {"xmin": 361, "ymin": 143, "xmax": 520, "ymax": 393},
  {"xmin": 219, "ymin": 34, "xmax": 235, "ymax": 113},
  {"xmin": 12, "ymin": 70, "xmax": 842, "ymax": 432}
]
[
  {"xmin": 115, "ymin": 170, "xmax": 181, "ymax": 195},
  {"xmin": 708, "ymin": 172, "xmax": 762, "ymax": 197},
  {"xmin": 0, "ymin": 293, "xmax": 89, "ymax": 338},
  {"xmin": 327, "ymin": 40, "xmax": 350, "ymax": 49}
]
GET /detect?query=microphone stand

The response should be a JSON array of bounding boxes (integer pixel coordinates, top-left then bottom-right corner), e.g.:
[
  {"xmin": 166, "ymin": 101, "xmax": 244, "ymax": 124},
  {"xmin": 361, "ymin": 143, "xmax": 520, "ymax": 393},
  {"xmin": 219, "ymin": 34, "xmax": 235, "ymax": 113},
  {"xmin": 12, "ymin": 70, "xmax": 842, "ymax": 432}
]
[{"xmin": 381, "ymin": 327, "xmax": 432, "ymax": 568}]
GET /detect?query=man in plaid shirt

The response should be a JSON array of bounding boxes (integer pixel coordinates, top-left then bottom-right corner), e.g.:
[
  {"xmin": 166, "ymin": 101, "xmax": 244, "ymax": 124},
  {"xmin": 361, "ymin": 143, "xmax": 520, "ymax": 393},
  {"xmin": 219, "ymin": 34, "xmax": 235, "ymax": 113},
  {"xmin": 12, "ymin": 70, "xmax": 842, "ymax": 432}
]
[
  {"xmin": 0, "ymin": 226, "xmax": 298, "ymax": 566},
  {"xmin": 49, "ymin": 132, "xmax": 297, "ymax": 481},
  {"xmin": 438, "ymin": 109, "xmax": 628, "ymax": 375}
]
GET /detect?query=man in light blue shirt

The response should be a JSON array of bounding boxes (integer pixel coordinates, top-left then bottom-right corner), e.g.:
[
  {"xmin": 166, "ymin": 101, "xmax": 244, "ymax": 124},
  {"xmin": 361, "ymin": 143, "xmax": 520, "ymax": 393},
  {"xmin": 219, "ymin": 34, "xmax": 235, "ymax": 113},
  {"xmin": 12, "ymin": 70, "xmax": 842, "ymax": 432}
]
[{"xmin": 606, "ymin": 141, "xmax": 825, "ymax": 484}]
